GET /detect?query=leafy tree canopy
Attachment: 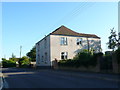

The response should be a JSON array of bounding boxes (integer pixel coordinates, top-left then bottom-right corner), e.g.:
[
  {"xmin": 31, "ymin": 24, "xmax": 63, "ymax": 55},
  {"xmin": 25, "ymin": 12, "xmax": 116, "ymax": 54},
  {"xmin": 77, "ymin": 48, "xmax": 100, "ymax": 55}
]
[
  {"xmin": 18, "ymin": 56, "xmax": 30, "ymax": 67},
  {"xmin": 26, "ymin": 46, "xmax": 36, "ymax": 62},
  {"xmin": 107, "ymin": 28, "xmax": 120, "ymax": 51}
]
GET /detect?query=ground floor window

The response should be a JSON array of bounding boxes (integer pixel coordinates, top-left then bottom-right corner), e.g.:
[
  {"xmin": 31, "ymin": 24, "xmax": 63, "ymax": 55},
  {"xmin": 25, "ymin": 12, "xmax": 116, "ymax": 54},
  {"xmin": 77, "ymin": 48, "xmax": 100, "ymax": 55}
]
[
  {"xmin": 61, "ymin": 52, "xmax": 68, "ymax": 60},
  {"xmin": 76, "ymin": 38, "xmax": 82, "ymax": 45}
]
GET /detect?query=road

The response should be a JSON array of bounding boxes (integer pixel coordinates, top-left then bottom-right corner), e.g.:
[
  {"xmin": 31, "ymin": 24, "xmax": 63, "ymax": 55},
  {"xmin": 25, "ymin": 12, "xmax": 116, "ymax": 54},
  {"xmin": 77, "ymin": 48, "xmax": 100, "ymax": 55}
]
[
  {"xmin": 0, "ymin": 67, "xmax": 3, "ymax": 90},
  {"xmin": 2, "ymin": 68, "xmax": 120, "ymax": 88}
]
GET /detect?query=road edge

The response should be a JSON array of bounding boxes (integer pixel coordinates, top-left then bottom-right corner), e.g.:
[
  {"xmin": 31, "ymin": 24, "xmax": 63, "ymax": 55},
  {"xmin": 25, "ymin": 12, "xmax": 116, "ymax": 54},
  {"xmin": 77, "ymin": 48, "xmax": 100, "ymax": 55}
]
[
  {"xmin": 0, "ymin": 73, "xmax": 3, "ymax": 90},
  {"xmin": 2, "ymin": 74, "xmax": 9, "ymax": 89}
]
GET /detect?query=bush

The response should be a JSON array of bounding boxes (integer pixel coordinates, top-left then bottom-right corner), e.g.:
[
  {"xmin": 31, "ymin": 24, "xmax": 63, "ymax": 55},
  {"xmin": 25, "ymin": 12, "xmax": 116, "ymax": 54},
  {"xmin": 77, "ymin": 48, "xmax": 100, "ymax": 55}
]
[
  {"xmin": 115, "ymin": 47, "xmax": 120, "ymax": 64},
  {"xmin": 58, "ymin": 59, "xmax": 73, "ymax": 67},
  {"xmin": 58, "ymin": 50, "xmax": 99, "ymax": 68},
  {"xmin": 2, "ymin": 59, "xmax": 16, "ymax": 68},
  {"xmin": 89, "ymin": 53, "xmax": 98, "ymax": 66},
  {"xmin": 18, "ymin": 56, "xmax": 30, "ymax": 67},
  {"xmin": 103, "ymin": 55, "xmax": 112, "ymax": 70},
  {"xmin": 73, "ymin": 51, "xmax": 92, "ymax": 67}
]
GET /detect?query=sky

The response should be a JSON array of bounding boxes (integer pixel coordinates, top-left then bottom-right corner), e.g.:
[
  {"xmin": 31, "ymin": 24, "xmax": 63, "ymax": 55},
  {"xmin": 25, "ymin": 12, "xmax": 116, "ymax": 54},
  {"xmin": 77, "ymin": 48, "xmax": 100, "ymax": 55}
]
[{"xmin": 1, "ymin": 2, "xmax": 118, "ymax": 60}]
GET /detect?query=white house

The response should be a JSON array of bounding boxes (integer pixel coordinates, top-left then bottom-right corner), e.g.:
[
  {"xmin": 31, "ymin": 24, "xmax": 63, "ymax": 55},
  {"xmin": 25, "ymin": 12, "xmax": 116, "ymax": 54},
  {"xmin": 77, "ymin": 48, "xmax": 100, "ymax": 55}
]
[{"xmin": 36, "ymin": 25, "xmax": 101, "ymax": 68}]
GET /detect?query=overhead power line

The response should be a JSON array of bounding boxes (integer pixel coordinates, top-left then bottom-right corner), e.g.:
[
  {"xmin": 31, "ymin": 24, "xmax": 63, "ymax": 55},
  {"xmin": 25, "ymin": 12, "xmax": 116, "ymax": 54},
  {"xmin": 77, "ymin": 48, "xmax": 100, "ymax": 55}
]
[{"xmin": 48, "ymin": 2, "xmax": 96, "ymax": 31}]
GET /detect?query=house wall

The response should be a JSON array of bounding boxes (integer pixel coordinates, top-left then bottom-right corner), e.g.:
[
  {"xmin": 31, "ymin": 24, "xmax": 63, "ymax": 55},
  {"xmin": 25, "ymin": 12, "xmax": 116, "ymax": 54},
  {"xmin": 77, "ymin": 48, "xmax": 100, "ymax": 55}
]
[
  {"xmin": 36, "ymin": 35, "xmax": 51, "ymax": 67},
  {"xmin": 36, "ymin": 34, "xmax": 101, "ymax": 67},
  {"xmin": 50, "ymin": 35, "xmax": 101, "ymax": 63}
]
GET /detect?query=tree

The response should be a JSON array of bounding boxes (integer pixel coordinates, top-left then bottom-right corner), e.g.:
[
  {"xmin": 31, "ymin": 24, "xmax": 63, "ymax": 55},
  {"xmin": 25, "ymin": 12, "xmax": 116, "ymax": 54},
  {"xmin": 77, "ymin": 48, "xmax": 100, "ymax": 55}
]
[
  {"xmin": 107, "ymin": 28, "xmax": 120, "ymax": 51},
  {"xmin": 26, "ymin": 46, "xmax": 36, "ymax": 62},
  {"xmin": 18, "ymin": 56, "xmax": 30, "ymax": 67}
]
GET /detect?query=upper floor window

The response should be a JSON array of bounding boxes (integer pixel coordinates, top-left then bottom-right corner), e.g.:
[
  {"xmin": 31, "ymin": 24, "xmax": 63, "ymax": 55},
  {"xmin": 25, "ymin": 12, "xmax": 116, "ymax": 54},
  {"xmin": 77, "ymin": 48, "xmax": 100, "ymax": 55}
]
[
  {"xmin": 76, "ymin": 38, "xmax": 82, "ymax": 45},
  {"xmin": 60, "ymin": 37, "xmax": 67, "ymax": 45},
  {"xmin": 61, "ymin": 52, "xmax": 68, "ymax": 60}
]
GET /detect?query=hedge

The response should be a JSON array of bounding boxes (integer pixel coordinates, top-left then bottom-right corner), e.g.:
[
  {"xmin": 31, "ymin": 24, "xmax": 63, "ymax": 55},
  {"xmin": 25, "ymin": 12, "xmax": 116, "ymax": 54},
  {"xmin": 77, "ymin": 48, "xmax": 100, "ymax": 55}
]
[{"xmin": 58, "ymin": 51, "xmax": 102, "ymax": 68}]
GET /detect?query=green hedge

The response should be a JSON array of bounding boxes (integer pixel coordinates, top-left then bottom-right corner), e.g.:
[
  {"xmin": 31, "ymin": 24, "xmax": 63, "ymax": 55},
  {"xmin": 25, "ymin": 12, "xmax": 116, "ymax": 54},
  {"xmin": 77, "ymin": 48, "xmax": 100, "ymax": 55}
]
[
  {"xmin": 2, "ymin": 59, "xmax": 16, "ymax": 68},
  {"xmin": 18, "ymin": 56, "xmax": 30, "ymax": 67},
  {"xmin": 58, "ymin": 51, "xmax": 102, "ymax": 68},
  {"xmin": 115, "ymin": 47, "xmax": 120, "ymax": 64}
]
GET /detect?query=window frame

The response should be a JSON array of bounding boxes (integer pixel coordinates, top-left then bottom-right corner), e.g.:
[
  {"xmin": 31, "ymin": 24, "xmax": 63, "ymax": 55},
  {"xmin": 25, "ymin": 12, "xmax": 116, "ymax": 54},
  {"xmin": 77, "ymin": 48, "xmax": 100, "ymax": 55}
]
[
  {"xmin": 76, "ymin": 38, "xmax": 82, "ymax": 45},
  {"xmin": 60, "ymin": 37, "xmax": 68, "ymax": 45},
  {"xmin": 61, "ymin": 52, "xmax": 68, "ymax": 60}
]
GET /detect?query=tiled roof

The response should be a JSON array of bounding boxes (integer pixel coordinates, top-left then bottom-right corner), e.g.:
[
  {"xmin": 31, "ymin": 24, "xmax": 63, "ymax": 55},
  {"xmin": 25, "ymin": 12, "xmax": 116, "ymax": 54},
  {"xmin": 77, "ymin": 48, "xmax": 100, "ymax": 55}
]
[{"xmin": 50, "ymin": 25, "xmax": 100, "ymax": 39}]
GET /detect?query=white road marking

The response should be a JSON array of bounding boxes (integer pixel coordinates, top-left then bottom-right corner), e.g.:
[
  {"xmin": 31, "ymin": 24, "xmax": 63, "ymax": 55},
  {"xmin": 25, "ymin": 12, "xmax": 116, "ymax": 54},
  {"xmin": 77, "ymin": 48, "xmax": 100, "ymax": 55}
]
[
  {"xmin": 2, "ymin": 74, "xmax": 9, "ymax": 88},
  {"xmin": 0, "ymin": 73, "xmax": 4, "ymax": 90}
]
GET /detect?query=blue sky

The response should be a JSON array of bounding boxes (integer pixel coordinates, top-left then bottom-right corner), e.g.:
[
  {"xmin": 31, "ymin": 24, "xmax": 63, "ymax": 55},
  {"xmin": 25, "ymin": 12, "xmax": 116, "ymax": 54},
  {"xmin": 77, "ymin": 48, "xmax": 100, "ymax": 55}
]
[{"xmin": 2, "ymin": 2, "xmax": 118, "ymax": 59}]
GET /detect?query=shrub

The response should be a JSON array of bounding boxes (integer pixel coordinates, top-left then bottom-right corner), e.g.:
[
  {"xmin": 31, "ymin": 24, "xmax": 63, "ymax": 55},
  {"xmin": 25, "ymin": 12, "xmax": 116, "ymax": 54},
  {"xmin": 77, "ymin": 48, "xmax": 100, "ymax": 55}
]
[
  {"xmin": 2, "ymin": 59, "xmax": 16, "ymax": 68},
  {"xmin": 103, "ymin": 55, "xmax": 112, "ymax": 70},
  {"xmin": 115, "ymin": 47, "xmax": 120, "ymax": 64},
  {"xmin": 58, "ymin": 50, "xmax": 98, "ymax": 68},
  {"xmin": 58, "ymin": 60, "xmax": 66, "ymax": 67},
  {"xmin": 89, "ymin": 53, "xmax": 98, "ymax": 66},
  {"xmin": 96, "ymin": 52, "xmax": 103, "ymax": 57},
  {"xmin": 73, "ymin": 51, "xmax": 92, "ymax": 67},
  {"xmin": 58, "ymin": 59, "xmax": 74, "ymax": 67},
  {"xmin": 18, "ymin": 56, "xmax": 30, "ymax": 67}
]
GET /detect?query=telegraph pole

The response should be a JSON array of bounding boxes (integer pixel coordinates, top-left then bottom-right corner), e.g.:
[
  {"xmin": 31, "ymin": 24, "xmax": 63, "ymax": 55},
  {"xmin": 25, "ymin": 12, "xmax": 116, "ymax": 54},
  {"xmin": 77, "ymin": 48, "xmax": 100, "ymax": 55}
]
[{"xmin": 20, "ymin": 46, "xmax": 22, "ymax": 58}]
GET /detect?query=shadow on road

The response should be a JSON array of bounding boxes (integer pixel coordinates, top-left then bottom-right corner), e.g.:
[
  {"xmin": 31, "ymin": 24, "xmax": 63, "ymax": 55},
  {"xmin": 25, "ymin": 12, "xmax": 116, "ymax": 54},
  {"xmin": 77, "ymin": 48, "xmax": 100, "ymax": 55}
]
[{"xmin": 2, "ymin": 68, "xmax": 120, "ymax": 88}]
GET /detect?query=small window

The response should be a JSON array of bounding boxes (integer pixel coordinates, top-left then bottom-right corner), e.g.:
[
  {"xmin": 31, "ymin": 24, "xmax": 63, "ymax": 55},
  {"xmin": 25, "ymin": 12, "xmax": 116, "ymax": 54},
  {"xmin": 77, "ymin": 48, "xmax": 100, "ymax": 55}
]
[
  {"xmin": 76, "ymin": 38, "xmax": 82, "ymax": 45},
  {"xmin": 61, "ymin": 52, "xmax": 68, "ymax": 60},
  {"xmin": 60, "ymin": 37, "xmax": 67, "ymax": 45}
]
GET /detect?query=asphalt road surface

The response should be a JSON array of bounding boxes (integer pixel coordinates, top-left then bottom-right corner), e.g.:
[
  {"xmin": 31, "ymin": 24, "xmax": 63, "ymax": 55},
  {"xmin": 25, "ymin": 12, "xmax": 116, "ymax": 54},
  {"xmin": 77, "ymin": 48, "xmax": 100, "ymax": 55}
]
[{"xmin": 2, "ymin": 68, "xmax": 120, "ymax": 88}]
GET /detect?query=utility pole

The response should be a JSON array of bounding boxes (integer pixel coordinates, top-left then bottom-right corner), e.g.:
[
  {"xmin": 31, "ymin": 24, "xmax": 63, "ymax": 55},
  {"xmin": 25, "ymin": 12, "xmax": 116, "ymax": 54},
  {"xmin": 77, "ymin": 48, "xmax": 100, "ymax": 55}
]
[{"xmin": 20, "ymin": 46, "xmax": 22, "ymax": 58}]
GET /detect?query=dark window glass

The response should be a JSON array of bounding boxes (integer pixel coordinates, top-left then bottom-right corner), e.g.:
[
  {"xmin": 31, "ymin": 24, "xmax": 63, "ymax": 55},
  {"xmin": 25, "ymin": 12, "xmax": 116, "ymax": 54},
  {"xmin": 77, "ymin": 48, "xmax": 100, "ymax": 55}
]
[{"xmin": 61, "ymin": 52, "xmax": 68, "ymax": 60}]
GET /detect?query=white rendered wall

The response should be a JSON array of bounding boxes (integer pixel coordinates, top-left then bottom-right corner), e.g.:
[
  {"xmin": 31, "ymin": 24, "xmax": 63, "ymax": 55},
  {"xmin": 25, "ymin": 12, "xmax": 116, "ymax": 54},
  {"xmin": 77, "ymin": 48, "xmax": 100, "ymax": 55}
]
[
  {"xmin": 50, "ymin": 35, "xmax": 101, "ymax": 63},
  {"xmin": 36, "ymin": 34, "xmax": 101, "ymax": 67},
  {"xmin": 36, "ymin": 35, "xmax": 51, "ymax": 66}
]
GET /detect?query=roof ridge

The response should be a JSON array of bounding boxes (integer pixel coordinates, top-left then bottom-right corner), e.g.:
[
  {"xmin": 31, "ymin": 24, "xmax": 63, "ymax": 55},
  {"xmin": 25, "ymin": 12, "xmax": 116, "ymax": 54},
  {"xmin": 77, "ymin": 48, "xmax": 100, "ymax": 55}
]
[
  {"xmin": 50, "ymin": 25, "xmax": 63, "ymax": 34},
  {"xmin": 50, "ymin": 25, "xmax": 100, "ymax": 39}
]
